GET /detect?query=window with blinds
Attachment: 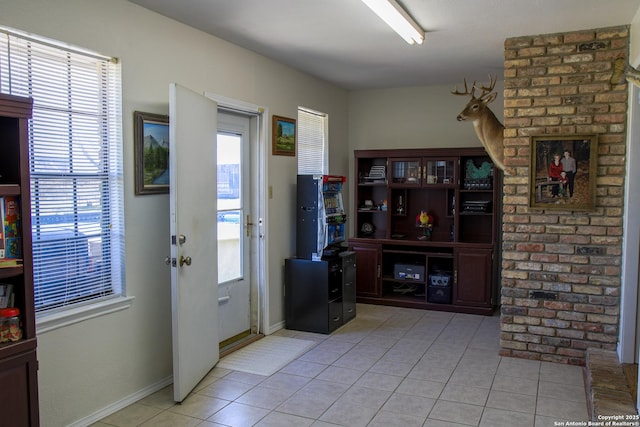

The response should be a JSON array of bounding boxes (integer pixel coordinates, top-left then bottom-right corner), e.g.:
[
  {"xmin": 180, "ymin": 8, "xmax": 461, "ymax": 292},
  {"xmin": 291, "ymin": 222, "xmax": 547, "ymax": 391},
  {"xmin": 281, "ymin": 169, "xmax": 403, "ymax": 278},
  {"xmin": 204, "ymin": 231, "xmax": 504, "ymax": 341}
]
[
  {"xmin": 0, "ymin": 27, "xmax": 124, "ymax": 314},
  {"xmin": 297, "ymin": 107, "xmax": 328, "ymax": 174}
]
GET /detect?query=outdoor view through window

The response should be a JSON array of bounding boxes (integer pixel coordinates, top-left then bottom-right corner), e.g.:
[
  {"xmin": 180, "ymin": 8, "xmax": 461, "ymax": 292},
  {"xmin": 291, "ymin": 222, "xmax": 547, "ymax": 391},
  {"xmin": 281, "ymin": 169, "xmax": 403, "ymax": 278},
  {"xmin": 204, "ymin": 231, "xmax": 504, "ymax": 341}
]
[{"xmin": 217, "ymin": 133, "xmax": 242, "ymax": 283}]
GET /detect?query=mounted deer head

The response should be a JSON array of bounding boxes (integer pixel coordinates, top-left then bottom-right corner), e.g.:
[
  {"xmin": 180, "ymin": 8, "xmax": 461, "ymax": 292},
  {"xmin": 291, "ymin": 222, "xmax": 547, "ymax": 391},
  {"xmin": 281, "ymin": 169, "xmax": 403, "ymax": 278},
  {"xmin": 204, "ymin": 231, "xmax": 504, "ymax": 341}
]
[{"xmin": 452, "ymin": 75, "xmax": 507, "ymax": 173}]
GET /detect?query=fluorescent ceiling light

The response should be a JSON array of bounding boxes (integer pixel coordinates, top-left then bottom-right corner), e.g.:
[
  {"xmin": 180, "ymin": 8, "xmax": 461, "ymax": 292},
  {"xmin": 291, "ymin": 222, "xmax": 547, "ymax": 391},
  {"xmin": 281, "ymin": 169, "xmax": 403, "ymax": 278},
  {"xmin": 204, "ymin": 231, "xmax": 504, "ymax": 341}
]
[{"xmin": 361, "ymin": 0, "xmax": 425, "ymax": 45}]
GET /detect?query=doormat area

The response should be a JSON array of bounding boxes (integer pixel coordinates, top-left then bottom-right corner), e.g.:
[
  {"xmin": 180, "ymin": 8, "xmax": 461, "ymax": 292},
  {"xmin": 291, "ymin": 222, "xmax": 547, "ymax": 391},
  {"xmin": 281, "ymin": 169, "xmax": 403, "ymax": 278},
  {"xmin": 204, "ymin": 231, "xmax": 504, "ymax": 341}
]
[{"xmin": 216, "ymin": 335, "xmax": 316, "ymax": 376}]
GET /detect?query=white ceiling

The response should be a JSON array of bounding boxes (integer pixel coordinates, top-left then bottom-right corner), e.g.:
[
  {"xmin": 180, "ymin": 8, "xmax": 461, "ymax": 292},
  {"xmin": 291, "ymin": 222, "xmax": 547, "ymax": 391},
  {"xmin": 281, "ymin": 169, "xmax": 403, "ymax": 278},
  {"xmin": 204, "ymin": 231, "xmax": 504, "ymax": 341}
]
[{"xmin": 129, "ymin": 0, "xmax": 640, "ymax": 90}]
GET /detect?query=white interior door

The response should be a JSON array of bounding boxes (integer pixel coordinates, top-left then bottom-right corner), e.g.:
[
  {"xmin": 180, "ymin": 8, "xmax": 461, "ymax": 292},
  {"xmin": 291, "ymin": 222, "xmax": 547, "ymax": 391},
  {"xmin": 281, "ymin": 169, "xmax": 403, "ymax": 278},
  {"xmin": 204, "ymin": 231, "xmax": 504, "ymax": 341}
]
[
  {"xmin": 169, "ymin": 83, "xmax": 219, "ymax": 402},
  {"xmin": 217, "ymin": 112, "xmax": 252, "ymax": 344}
]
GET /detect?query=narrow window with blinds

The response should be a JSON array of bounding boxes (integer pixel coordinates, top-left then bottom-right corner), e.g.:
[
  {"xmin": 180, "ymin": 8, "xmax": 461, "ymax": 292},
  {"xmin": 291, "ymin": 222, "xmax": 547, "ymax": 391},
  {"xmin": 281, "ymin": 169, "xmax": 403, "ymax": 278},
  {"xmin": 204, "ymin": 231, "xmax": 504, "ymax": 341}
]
[
  {"xmin": 0, "ymin": 27, "xmax": 124, "ymax": 314},
  {"xmin": 297, "ymin": 107, "xmax": 328, "ymax": 174}
]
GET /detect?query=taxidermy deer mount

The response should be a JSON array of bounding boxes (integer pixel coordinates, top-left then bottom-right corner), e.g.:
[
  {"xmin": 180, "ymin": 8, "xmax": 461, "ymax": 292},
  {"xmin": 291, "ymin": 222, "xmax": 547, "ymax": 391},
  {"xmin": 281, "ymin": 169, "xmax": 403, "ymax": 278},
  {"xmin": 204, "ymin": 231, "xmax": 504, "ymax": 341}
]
[
  {"xmin": 610, "ymin": 57, "xmax": 640, "ymax": 87},
  {"xmin": 452, "ymin": 75, "xmax": 507, "ymax": 173}
]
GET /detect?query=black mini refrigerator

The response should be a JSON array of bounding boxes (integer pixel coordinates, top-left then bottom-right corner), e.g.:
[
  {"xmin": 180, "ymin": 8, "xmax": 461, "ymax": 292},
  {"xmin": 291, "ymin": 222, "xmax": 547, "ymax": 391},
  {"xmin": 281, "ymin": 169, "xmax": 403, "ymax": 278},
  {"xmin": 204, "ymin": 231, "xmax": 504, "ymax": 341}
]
[{"xmin": 296, "ymin": 174, "xmax": 347, "ymax": 260}]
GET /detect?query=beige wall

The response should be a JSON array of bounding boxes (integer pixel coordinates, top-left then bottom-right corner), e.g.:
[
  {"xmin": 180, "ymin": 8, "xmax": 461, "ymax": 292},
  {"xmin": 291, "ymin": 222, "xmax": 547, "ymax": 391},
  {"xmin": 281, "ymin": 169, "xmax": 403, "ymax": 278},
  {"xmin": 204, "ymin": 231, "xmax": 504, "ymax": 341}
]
[
  {"xmin": 348, "ymin": 83, "xmax": 505, "ymax": 152},
  {"xmin": 0, "ymin": 1, "xmax": 348, "ymax": 425},
  {"xmin": 630, "ymin": 7, "xmax": 640, "ymax": 64}
]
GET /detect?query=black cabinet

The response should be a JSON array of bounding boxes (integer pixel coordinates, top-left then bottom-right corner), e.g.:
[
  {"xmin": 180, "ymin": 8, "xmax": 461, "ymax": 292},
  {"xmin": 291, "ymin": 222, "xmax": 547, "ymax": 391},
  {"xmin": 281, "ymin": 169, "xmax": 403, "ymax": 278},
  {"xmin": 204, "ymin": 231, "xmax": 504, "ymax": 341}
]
[
  {"xmin": 285, "ymin": 252, "xmax": 356, "ymax": 334},
  {"xmin": 341, "ymin": 251, "xmax": 356, "ymax": 323}
]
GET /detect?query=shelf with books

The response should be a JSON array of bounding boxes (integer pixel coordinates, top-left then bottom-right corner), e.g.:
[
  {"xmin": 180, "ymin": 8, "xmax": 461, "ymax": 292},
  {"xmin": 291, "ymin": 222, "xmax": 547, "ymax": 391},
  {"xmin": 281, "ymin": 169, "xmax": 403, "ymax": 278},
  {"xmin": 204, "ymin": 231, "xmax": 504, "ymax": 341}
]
[
  {"xmin": 0, "ymin": 93, "xmax": 38, "ymax": 423},
  {"xmin": 0, "ymin": 259, "xmax": 23, "ymax": 268},
  {"xmin": 0, "ymin": 283, "xmax": 15, "ymax": 308}
]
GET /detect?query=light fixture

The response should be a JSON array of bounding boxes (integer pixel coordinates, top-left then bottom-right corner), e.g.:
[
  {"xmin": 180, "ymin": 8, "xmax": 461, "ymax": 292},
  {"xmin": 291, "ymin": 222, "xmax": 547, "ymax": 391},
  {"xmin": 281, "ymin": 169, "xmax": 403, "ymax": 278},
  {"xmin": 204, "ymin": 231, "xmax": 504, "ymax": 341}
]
[{"xmin": 361, "ymin": 0, "xmax": 425, "ymax": 45}]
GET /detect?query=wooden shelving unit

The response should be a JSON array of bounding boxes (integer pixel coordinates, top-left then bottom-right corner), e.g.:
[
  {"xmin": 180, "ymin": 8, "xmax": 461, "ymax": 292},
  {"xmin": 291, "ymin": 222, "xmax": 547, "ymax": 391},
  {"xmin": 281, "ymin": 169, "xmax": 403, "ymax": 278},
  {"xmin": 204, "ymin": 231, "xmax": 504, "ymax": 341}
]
[
  {"xmin": 349, "ymin": 147, "xmax": 501, "ymax": 315},
  {"xmin": 0, "ymin": 93, "xmax": 39, "ymax": 426}
]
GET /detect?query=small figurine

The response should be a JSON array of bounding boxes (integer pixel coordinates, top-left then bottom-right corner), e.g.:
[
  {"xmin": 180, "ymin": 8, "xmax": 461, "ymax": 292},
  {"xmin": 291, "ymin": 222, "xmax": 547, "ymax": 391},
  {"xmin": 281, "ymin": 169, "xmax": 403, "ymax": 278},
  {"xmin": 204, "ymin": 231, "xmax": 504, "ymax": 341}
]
[{"xmin": 416, "ymin": 210, "xmax": 433, "ymax": 240}]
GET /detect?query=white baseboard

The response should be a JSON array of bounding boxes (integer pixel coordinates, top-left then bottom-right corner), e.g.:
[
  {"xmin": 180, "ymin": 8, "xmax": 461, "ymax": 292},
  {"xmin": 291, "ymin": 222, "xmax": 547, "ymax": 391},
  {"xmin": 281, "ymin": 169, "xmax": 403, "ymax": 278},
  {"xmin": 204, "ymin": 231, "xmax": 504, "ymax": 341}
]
[
  {"xmin": 67, "ymin": 376, "xmax": 173, "ymax": 427},
  {"xmin": 65, "ymin": 322, "xmax": 282, "ymax": 426},
  {"xmin": 265, "ymin": 320, "xmax": 284, "ymax": 335}
]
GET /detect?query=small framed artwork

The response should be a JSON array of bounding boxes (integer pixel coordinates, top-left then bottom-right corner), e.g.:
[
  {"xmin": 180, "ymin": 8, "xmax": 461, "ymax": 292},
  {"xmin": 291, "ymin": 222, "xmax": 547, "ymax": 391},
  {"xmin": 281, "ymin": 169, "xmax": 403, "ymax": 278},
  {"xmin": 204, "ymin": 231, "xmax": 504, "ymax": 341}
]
[
  {"xmin": 529, "ymin": 134, "xmax": 598, "ymax": 211},
  {"xmin": 272, "ymin": 115, "xmax": 296, "ymax": 156},
  {"xmin": 134, "ymin": 111, "xmax": 170, "ymax": 195}
]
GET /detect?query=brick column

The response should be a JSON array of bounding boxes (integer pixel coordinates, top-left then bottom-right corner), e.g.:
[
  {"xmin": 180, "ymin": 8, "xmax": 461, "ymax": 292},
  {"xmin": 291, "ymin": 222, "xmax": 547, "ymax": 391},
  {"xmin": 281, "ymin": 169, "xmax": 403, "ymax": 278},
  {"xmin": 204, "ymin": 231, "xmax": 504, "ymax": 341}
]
[{"xmin": 501, "ymin": 26, "xmax": 629, "ymax": 365}]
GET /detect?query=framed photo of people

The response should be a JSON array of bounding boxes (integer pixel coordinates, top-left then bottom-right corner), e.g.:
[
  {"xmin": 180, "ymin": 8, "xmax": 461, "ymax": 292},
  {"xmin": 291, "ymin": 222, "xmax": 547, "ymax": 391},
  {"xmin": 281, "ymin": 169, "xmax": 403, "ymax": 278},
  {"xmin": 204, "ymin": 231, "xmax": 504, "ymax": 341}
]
[{"xmin": 529, "ymin": 134, "xmax": 598, "ymax": 211}]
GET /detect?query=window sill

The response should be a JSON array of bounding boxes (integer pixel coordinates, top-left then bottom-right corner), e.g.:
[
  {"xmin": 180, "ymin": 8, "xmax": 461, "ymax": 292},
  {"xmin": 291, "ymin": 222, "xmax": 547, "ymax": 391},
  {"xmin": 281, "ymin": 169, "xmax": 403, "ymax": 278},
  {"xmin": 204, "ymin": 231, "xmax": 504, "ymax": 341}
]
[{"xmin": 36, "ymin": 296, "xmax": 135, "ymax": 334}]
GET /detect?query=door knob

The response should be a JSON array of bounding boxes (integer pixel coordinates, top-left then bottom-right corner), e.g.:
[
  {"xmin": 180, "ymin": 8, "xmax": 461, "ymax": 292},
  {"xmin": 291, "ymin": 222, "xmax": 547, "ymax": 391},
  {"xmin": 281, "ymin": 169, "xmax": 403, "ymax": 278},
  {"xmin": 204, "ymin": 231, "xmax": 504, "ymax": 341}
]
[{"xmin": 179, "ymin": 255, "xmax": 192, "ymax": 267}]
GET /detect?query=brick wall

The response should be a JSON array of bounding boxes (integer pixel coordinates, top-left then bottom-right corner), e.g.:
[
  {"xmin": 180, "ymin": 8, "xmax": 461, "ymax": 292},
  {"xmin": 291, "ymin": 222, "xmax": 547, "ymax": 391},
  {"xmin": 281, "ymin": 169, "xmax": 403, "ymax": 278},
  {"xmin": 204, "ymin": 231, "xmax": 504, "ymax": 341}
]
[{"xmin": 500, "ymin": 26, "xmax": 629, "ymax": 365}]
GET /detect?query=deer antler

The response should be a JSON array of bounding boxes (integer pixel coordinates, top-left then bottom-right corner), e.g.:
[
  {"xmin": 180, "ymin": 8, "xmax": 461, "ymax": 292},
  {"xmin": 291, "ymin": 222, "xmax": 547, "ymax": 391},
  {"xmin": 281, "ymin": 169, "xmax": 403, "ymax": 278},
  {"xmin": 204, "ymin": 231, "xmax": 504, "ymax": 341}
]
[
  {"xmin": 451, "ymin": 78, "xmax": 476, "ymax": 97},
  {"xmin": 473, "ymin": 75, "xmax": 497, "ymax": 103}
]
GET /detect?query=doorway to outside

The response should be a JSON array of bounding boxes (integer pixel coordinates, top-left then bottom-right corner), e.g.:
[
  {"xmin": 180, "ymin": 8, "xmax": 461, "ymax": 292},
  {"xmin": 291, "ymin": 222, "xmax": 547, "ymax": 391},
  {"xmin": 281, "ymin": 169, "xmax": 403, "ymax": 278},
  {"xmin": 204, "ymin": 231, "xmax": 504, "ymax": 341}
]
[{"xmin": 216, "ymin": 108, "xmax": 265, "ymax": 352}]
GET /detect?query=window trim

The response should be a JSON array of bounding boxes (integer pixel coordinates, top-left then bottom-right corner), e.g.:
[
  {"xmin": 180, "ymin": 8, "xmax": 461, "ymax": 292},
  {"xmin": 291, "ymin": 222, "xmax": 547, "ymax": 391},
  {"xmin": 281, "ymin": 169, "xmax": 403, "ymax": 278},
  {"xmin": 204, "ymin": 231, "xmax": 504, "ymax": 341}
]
[{"xmin": 36, "ymin": 295, "xmax": 134, "ymax": 334}]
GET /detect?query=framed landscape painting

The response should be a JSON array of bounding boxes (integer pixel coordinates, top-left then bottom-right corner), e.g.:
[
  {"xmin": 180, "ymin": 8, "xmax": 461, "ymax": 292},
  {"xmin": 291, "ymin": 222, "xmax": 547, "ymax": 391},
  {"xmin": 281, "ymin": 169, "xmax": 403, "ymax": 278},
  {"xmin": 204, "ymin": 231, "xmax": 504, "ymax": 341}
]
[
  {"xmin": 134, "ymin": 111, "xmax": 170, "ymax": 195},
  {"xmin": 529, "ymin": 134, "xmax": 597, "ymax": 211},
  {"xmin": 272, "ymin": 115, "xmax": 296, "ymax": 156}
]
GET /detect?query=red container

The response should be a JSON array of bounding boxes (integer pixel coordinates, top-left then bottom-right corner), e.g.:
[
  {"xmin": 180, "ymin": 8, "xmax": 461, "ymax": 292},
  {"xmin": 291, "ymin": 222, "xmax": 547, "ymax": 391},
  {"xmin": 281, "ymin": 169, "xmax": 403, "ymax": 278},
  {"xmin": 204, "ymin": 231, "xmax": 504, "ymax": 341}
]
[{"xmin": 0, "ymin": 307, "xmax": 22, "ymax": 342}]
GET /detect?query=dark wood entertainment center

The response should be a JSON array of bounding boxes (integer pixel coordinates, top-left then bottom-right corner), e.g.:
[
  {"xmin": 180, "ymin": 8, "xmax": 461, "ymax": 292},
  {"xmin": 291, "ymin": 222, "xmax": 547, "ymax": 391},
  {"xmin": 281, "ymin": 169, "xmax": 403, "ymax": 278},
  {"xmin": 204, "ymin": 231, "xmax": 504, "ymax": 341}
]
[{"xmin": 349, "ymin": 147, "xmax": 501, "ymax": 315}]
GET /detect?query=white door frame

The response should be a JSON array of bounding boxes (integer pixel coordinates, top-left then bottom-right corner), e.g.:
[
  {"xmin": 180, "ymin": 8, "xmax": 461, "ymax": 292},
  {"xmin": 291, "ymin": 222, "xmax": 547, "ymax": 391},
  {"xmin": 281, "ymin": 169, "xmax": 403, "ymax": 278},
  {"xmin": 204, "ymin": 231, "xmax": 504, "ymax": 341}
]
[
  {"xmin": 205, "ymin": 92, "xmax": 269, "ymax": 335},
  {"xmin": 619, "ymin": 83, "xmax": 640, "ymax": 362}
]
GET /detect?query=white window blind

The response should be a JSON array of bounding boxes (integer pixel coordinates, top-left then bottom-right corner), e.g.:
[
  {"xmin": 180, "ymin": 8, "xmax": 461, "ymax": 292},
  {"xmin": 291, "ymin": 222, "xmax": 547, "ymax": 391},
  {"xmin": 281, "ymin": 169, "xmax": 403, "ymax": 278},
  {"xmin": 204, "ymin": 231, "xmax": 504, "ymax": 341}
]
[
  {"xmin": 297, "ymin": 107, "xmax": 328, "ymax": 174},
  {"xmin": 0, "ymin": 27, "xmax": 124, "ymax": 313}
]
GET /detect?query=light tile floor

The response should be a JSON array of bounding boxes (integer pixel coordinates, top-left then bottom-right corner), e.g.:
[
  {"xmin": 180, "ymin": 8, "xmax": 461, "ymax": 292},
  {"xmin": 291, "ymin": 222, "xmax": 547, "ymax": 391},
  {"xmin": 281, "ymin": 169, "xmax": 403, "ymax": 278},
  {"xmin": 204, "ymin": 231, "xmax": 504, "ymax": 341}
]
[{"xmin": 93, "ymin": 304, "xmax": 588, "ymax": 426}]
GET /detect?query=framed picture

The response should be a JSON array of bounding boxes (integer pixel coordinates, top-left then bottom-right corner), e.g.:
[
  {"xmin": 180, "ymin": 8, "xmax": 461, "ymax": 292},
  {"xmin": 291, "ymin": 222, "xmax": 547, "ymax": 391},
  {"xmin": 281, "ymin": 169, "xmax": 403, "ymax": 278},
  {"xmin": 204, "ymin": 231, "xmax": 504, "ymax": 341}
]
[
  {"xmin": 529, "ymin": 134, "xmax": 598, "ymax": 211},
  {"xmin": 134, "ymin": 111, "xmax": 170, "ymax": 195},
  {"xmin": 272, "ymin": 115, "xmax": 296, "ymax": 156}
]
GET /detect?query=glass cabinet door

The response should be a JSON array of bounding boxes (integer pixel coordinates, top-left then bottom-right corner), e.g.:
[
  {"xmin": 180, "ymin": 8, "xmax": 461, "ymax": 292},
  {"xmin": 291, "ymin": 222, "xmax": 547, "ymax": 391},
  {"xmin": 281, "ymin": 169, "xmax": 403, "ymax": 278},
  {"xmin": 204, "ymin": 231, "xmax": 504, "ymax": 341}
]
[
  {"xmin": 424, "ymin": 159, "xmax": 455, "ymax": 185},
  {"xmin": 389, "ymin": 158, "xmax": 421, "ymax": 186}
]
